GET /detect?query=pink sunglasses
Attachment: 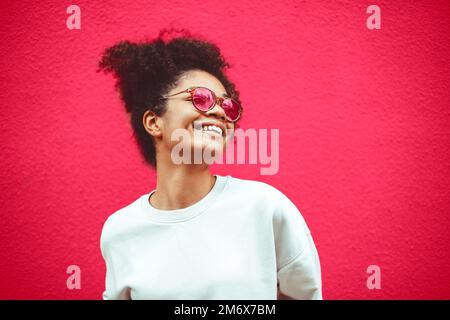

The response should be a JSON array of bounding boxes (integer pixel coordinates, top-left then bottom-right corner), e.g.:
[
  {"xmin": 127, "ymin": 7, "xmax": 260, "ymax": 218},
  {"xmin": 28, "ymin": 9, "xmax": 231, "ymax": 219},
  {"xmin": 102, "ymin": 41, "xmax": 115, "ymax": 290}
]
[{"xmin": 159, "ymin": 86, "xmax": 242, "ymax": 122}]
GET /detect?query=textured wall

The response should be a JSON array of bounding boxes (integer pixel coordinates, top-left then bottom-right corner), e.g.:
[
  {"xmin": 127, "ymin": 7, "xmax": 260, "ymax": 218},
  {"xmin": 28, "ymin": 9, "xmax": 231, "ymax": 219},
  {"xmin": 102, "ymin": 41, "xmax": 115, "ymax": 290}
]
[{"xmin": 1, "ymin": 0, "xmax": 449, "ymax": 299}]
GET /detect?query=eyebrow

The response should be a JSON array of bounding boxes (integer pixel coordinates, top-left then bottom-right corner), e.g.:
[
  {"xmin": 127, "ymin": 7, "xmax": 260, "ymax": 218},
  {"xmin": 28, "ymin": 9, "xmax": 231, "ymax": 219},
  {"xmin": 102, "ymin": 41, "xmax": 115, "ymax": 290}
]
[{"xmin": 221, "ymin": 92, "xmax": 230, "ymax": 98}]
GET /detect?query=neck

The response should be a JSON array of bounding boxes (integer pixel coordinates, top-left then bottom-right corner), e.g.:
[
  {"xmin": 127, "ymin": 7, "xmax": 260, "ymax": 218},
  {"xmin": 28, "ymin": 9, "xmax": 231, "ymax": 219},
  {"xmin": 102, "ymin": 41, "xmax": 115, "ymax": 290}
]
[{"xmin": 150, "ymin": 148, "xmax": 216, "ymax": 210}]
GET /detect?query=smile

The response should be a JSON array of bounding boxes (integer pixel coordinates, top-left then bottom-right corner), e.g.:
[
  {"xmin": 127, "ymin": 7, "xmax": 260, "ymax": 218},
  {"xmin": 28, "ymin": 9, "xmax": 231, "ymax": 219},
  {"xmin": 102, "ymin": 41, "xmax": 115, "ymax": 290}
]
[{"xmin": 201, "ymin": 124, "xmax": 223, "ymax": 136}]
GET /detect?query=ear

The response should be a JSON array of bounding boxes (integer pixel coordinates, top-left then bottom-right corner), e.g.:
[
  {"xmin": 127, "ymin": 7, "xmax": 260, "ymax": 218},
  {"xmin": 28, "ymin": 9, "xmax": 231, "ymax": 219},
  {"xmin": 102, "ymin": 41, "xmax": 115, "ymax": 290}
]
[{"xmin": 142, "ymin": 110, "xmax": 163, "ymax": 138}]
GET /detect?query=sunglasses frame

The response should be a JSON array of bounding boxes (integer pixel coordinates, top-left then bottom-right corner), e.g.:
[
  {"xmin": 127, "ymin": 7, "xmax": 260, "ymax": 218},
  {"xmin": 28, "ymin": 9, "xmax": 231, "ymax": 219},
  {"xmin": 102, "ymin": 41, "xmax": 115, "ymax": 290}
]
[{"xmin": 159, "ymin": 86, "xmax": 242, "ymax": 122}]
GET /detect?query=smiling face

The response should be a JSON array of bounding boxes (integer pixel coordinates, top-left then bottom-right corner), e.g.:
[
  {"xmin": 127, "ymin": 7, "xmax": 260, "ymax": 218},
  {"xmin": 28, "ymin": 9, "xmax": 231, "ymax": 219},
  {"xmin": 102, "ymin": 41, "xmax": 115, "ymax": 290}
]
[{"xmin": 146, "ymin": 69, "xmax": 236, "ymax": 165}]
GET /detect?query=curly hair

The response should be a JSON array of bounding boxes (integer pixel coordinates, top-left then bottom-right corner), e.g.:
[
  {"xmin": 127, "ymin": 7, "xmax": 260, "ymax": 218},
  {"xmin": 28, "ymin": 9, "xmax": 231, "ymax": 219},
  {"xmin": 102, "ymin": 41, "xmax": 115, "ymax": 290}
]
[{"xmin": 98, "ymin": 28, "xmax": 242, "ymax": 168}]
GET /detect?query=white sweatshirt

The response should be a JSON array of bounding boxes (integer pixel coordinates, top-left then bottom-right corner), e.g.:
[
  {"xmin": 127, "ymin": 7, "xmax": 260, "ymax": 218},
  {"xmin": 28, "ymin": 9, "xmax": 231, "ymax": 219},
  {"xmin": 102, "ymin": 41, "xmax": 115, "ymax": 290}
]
[{"xmin": 100, "ymin": 174, "xmax": 322, "ymax": 300}]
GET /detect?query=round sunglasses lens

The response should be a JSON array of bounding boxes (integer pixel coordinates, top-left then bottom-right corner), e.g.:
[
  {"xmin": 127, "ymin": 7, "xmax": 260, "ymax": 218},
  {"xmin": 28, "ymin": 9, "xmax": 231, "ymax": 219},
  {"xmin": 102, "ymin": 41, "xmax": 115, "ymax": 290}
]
[
  {"xmin": 192, "ymin": 88, "xmax": 214, "ymax": 111},
  {"xmin": 222, "ymin": 99, "xmax": 241, "ymax": 121}
]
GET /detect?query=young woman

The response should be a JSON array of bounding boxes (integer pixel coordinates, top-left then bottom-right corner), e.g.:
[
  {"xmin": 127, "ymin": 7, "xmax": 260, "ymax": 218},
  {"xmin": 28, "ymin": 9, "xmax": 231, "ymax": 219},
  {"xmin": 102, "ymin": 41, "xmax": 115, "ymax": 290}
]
[{"xmin": 99, "ymin": 29, "xmax": 322, "ymax": 300}]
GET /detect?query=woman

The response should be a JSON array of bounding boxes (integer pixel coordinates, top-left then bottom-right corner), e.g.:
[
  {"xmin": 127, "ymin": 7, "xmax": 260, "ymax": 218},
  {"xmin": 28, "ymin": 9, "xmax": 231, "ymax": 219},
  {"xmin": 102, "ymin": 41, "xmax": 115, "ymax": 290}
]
[{"xmin": 99, "ymin": 29, "xmax": 322, "ymax": 300}]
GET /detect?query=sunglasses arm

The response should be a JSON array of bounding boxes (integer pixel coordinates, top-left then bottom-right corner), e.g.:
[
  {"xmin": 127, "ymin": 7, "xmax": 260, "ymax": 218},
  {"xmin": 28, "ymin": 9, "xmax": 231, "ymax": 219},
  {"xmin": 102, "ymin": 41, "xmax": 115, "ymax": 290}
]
[{"xmin": 159, "ymin": 88, "xmax": 192, "ymax": 100}]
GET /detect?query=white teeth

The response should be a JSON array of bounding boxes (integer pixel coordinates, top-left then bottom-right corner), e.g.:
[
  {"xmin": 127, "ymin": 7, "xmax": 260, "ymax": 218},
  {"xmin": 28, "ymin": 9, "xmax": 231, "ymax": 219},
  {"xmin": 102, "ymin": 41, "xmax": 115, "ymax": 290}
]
[{"xmin": 201, "ymin": 124, "xmax": 223, "ymax": 136}]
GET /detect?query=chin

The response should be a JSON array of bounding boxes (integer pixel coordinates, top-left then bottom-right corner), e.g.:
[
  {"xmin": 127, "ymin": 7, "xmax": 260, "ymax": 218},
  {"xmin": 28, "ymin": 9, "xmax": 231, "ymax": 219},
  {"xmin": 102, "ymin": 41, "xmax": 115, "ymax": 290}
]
[{"xmin": 190, "ymin": 141, "xmax": 225, "ymax": 163}]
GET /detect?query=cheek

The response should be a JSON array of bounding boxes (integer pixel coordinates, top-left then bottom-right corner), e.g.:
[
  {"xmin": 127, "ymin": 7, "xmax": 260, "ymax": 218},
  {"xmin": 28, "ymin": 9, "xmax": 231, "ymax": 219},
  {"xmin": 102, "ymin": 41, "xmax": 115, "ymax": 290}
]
[
  {"xmin": 225, "ymin": 123, "xmax": 235, "ymax": 136},
  {"xmin": 167, "ymin": 104, "xmax": 198, "ymax": 129},
  {"xmin": 164, "ymin": 104, "xmax": 194, "ymax": 127},
  {"xmin": 160, "ymin": 117, "xmax": 196, "ymax": 149}
]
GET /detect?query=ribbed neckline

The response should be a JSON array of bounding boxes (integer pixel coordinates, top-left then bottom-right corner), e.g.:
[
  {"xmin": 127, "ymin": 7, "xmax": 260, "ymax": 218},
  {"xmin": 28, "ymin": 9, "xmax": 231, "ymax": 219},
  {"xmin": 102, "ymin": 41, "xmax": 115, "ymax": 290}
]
[{"xmin": 140, "ymin": 174, "xmax": 229, "ymax": 223}]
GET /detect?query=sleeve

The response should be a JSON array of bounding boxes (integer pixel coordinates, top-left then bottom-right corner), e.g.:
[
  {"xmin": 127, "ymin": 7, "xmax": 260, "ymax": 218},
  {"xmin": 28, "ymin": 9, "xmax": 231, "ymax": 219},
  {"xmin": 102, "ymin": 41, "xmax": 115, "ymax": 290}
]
[
  {"xmin": 100, "ymin": 218, "xmax": 131, "ymax": 300},
  {"xmin": 101, "ymin": 250, "xmax": 116, "ymax": 300},
  {"xmin": 272, "ymin": 190, "xmax": 323, "ymax": 300}
]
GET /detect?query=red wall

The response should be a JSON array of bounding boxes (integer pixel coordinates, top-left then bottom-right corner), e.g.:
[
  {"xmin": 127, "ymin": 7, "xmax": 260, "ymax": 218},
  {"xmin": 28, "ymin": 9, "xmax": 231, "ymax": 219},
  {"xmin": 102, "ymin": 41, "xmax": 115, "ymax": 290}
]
[{"xmin": 1, "ymin": 0, "xmax": 449, "ymax": 299}]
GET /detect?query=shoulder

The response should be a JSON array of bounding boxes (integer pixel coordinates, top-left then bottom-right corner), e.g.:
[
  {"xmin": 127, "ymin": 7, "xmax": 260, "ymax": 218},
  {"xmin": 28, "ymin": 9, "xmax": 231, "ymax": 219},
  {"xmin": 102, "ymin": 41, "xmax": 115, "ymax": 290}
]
[
  {"xmin": 227, "ymin": 175, "xmax": 295, "ymax": 208},
  {"xmin": 100, "ymin": 195, "xmax": 144, "ymax": 253},
  {"xmin": 228, "ymin": 175, "xmax": 310, "ymax": 232},
  {"xmin": 226, "ymin": 175, "xmax": 285, "ymax": 199}
]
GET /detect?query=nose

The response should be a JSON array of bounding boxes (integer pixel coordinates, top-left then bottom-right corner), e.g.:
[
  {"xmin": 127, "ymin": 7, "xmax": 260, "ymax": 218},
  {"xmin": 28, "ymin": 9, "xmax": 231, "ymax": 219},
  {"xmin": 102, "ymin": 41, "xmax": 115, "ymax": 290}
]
[{"xmin": 205, "ymin": 102, "xmax": 227, "ymax": 122}]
